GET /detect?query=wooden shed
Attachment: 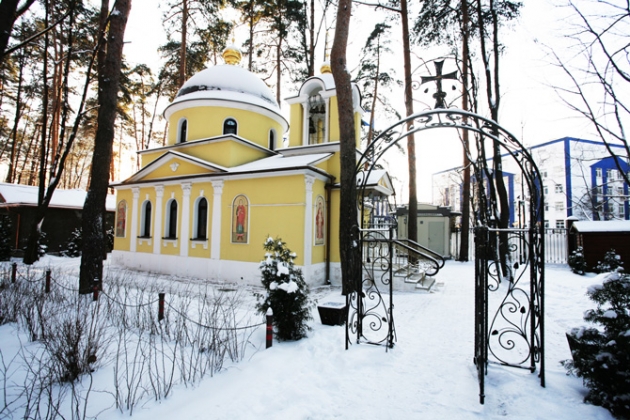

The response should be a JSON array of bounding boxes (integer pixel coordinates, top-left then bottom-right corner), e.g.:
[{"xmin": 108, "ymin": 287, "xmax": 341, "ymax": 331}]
[
  {"xmin": 0, "ymin": 183, "xmax": 115, "ymax": 256},
  {"xmin": 571, "ymin": 220, "xmax": 630, "ymax": 271}
]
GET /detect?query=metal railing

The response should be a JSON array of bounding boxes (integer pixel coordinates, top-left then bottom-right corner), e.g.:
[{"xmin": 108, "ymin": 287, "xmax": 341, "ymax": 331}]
[{"xmin": 452, "ymin": 228, "xmax": 568, "ymax": 264}]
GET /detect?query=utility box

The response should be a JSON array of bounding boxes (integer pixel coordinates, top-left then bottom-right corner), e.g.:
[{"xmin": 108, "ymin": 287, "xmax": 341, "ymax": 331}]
[{"xmin": 317, "ymin": 302, "xmax": 348, "ymax": 326}]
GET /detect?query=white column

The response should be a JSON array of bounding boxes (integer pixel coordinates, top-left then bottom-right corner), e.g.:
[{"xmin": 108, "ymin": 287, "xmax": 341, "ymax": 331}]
[
  {"xmin": 324, "ymin": 97, "xmax": 330, "ymax": 143},
  {"xmin": 180, "ymin": 183, "xmax": 191, "ymax": 257},
  {"xmin": 130, "ymin": 187, "xmax": 139, "ymax": 252},
  {"xmin": 153, "ymin": 185, "xmax": 164, "ymax": 254},
  {"xmin": 301, "ymin": 102, "xmax": 309, "ymax": 146},
  {"xmin": 211, "ymin": 180, "xmax": 224, "ymax": 260},
  {"xmin": 303, "ymin": 175, "xmax": 314, "ymax": 267}
]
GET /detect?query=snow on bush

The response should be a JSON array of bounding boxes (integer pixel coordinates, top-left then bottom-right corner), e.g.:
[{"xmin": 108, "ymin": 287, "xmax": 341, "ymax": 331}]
[
  {"xmin": 564, "ymin": 266, "xmax": 630, "ymax": 418},
  {"xmin": 256, "ymin": 237, "xmax": 312, "ymax": 341}
]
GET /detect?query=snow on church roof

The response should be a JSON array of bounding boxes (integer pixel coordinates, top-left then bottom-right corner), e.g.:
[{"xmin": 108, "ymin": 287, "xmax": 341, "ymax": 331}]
[
  {"xmin": 0, "ymin": 183, "xmax": 115, "ymax": 211},
  {"xmin": 229, "ymin": 153, "xmax": 333, "ymax": 173},
  {"xmin": 171, "ymin": 65, "xmax": 280, "ymax": 112}
]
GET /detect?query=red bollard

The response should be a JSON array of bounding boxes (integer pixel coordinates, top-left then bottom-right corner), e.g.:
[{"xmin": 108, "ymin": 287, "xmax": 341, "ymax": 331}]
[
  {"xmin": 45, "ymin": 270, "xmax": 51, "ymax": 293},
  {"xmin": 266, "ymin": 307, "xmax": 273, "ymax": 349},
  {"xmin": 158, "ymin": 293, "xmax": 165, "ymax": 321},
  {"xmin": 92, "ymin": 278, "xmax": 100, "ymax": 301},
  {"xmin": 11, "ymin": 262, "xmax": 17, "ymax": 283}
]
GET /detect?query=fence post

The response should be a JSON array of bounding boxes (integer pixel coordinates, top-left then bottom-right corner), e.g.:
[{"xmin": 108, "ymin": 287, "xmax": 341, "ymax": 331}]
[
  {"xmin": 92, "ymin": 278, "xmax": 100, "ymax": 301},
  {"xmin": 158, "ymin": 292, "xmax": 165, "ymax": 321},
  {"xmin": 45, "ymin": 270, "xmax": 51, "ymax": 293},
  {"xmin": 266, "ymin": 307, "xmax": 273, "ymax": 349},
  {"xmin": 11, "ymin": 262, "xmax": 17, "ymax": 283}
]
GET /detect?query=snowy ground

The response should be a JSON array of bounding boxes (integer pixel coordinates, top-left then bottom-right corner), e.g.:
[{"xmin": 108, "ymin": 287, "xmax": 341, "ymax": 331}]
[{"xmin": 0, "ymin": 257, "xmax": 616, "ymax": 419}]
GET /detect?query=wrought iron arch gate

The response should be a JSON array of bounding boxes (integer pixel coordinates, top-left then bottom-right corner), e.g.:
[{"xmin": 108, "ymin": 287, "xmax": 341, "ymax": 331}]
[{"xmin": 347, "ymin": 109, "xmax": 545, "ymax": 404}]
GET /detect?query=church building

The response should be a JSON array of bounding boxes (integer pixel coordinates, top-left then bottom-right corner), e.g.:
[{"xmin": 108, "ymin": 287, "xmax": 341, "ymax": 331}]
[{"xmin": 111, "ymin": 44, "xmax": 394, "ymax": 286}]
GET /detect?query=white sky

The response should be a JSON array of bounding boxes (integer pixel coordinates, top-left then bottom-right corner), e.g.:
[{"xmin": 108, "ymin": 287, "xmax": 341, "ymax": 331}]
[{"xmin": 121, "ymin": 0, "xmax": 594, "ymax": 202}]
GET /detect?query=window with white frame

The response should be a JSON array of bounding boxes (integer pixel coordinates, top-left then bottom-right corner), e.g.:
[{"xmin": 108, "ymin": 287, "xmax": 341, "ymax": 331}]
[
  {"xmin": 555, "ymin": 184, "xmax": 563, "ymax": 193},
  {"xmin": 223, "ymin": 118, "xmax": 237, "ymax": 135},
  {"xmin": 193, "ymin": 197, "xmax": 208, "ymax": 240},
  {"xmin": 606, "ymin": 168, "xmax": 613, "ymax": 179},
  {"xmin": 178, "ymin": 118, "xmax": 187, "ymax": 143},
  {"xmin": 140, "ymin": 201, "xmax": 152, "ymax": 237},
  {"xmin": 620, "ymin": 203, "xmax": 625, "ymax": 216},
  {"xmin": 596, "ymin": 167, "xmax": 602, "ymax": 178},
  {"xmin": 555, "ymin": 220, "xmax": 565, "ymax": 228},
  {"xmin": 544, "ymin": 220, "xmax": 549, "ymax": 228},
  {"xmin": 165, "ymin": 199, "xmax": 178, "ymax": 239},
  {"xmin": 555, "ymin": 201, "xmax": 564, "ymax": 211}
]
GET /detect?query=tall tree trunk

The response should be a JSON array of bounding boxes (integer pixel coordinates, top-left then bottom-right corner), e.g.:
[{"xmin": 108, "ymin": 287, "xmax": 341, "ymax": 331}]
[
  {"xmin": 178, "ymin": 0, "xmax": 187, "ymax": 88},
  {"xmin": 6, "ymin": 48, "xmax": 24, "ymax": 183},
  {"xmin": 476, "ymin": 0, "xmax": 510, "ymax": 278},
  {"xmin": 400, "ymin": 0, "xmax": 417, "ymax": 254},
  {"xmin": 23, "ymin": 0, "xmax": 51, "ymax": 265},
  {"xmin": 331, "ymin": 0, "xmax": 359, "ymax": 295},
  {"xmin": 79, "ymin": 0, "xmax": 132, "ymax": 293},
  {"xmin": 459, "ymin": 0, "xmax": 471, "ymax": 261}
]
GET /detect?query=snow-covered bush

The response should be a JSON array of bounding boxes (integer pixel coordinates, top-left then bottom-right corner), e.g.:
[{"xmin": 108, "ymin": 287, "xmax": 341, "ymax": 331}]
[
  {"xmin": 568, "ymin": 246, "xmax": 588, "ymax": 275},
  {"xmin": 0, "ymin": 215, "xmax": 12, "ymax": 261},
  {"xmin": 595, "ymin": 249, "xmax": 624, "ymax": 274},
  {"xmin": 563, "ymin": 268, "xmax": 630, "ymax": 418},
  {"xmin": 256, "ymin": 237, "xmax": 312, "ymax": 341}
]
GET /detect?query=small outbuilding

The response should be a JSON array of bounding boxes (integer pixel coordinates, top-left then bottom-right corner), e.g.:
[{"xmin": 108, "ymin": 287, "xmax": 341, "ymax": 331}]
[
  {"xmin": 571, "ymin": 220, "xmax": 630, "ymax": 270},
  {"xmin": 396, "ymin": 204, "xmax": 460, "ymax": 258},
  {"xmin": 0, "ymin": 183, "xmax": 115, "ymax": 256}
]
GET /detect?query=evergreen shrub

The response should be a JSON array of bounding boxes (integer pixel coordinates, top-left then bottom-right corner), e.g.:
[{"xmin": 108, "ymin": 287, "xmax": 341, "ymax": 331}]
[
  {"xmin": 256, "ymin": 237, "xmax": 312, "ymax": 341},
  {"xmin": 569, "ymin": 246, "xmax": 588, "ymax": 275},
  {"xmin": 595, "ymin": 249, "xmax": 624, "ymax": 274},
  {"xmin": 563, "ymin": 267, "xmax": 630, "ymax": 418}
]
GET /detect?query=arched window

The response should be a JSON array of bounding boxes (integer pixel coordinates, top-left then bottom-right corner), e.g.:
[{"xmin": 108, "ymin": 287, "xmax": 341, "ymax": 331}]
[
  {"xmin": 165, "ymin": 199, "xmax": 178, "ymax": 239},
  {"xmin": 269, "ymin": 129, "xmax": 276, "ymax": 151},
  {"xmin": 116, "ymin": 200, "xmax": 127, "ymax": 237},
  {"xmin": 194, "ymin": 197, "xmax": 208, "ymax": 240},
  {"xmin": 308, "ymin": 91, "xmax": 326, "ymax": 145},
  {"xmin": 178, "ymin": 119, "xmax": 187, "ymax": 143},
  {"xmin": 141, "ymin": 201, "xmax": 152, "ymax": 237},
  {"xmin": 223, "ymin": 118, "xmax": 237, "ymax": 135}
]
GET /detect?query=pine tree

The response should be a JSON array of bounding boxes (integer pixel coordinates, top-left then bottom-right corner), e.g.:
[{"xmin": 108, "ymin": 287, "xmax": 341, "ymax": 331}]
[
  {"xmin": 564, "ymin": 267, "xmax": 630, "ymax": 418},
  {"xmin": 256, "ymin": 237, "xmax": 312, "ymax": 341},
  {"xmin": 0, "ymin": 215, "xmax": 13, "ymax": 261}
]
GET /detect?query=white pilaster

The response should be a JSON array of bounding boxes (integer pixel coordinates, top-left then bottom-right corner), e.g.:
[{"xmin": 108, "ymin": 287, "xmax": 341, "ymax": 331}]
[
  {"xmin": 301, "ymin": 102, "xmax": 309, "ymax": 146},
  {"xmin": 324, "ymin": 97, "xmax": 330, "ymax": 143},
  {"xmin": 211, "ymin": 180, "xmax": 224, "ymax": 260},
  {"xmin": 303, "ymin": 175, "xmax": 314, "ymax": 267},
  {"xmin": 180, "ymin": 183, "xmax": 191, "ymax": 257},
  {"xmin": 130, "ymin": 187, "xmax": 139, "ymax": 252},
  {"xmin": 153, "ymin": 185, "xmax": 164, "ymax": 254}
]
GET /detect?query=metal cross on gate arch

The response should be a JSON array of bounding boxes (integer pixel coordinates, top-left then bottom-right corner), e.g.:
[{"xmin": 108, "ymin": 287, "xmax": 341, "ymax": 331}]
[{"xmin": 348, "ymin": 107, "xmax": 546, "ymax": 405}]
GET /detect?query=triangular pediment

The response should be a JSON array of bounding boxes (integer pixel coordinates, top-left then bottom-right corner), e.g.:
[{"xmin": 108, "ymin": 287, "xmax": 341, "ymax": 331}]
[
  {"xmin": 357, "ymin": 169, "xmax": 395, "ymax": 196},
  {"xmin": 121, "ymin": 151, "xmax": 227, "ymax": 184}
]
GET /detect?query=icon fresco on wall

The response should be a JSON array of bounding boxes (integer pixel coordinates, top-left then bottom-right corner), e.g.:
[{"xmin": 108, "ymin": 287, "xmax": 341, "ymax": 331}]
[
  {"xmin": 315, "ymin": 195, "xmax": 325, "ymax": 245},
  {"xmin": 232, "ymin": 195, "xmax": 248, "ymax": 243},
  {"xmin": 116, "ymin": 200, "xmax": 127, "ymax": 237}
]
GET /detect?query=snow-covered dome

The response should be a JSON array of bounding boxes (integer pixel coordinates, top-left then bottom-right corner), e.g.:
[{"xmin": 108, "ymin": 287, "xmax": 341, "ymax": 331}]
[{"xmin": 172, "ymin": 65, "xmax": 279, "ymax": 111}]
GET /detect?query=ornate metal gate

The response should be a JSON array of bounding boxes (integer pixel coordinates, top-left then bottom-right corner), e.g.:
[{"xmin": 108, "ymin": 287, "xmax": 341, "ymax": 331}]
[{"xmin": 347, "ymin": 108, "xmax": 545, "ymax": 404}]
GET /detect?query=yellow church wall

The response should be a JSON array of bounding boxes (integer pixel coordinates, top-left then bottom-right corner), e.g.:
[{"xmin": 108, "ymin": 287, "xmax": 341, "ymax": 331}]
[
  {"xmin": 328, "ymin": 97, "xmax": 340, "ymax": 142},
  {"xmin": 221, "ymin": 175, "xmax": 306, "ymax": 265},
  {"xmin": 113, "ymin": 189, "xmax": 133, "ymax": 251},
  {"xmin": 167, "ymin": 107, "xmax": 282, "ymax": 150},
  {"xmin": 328, "ymin": 188, "xmax": 341, "ymax": 263},
  {"xmin": 141, "ymin": 150, "xmax": 164, "ymax": 168},
  {"xmin": 288, "ymin": 103, "xmax": 303, "ymax": 147}
]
